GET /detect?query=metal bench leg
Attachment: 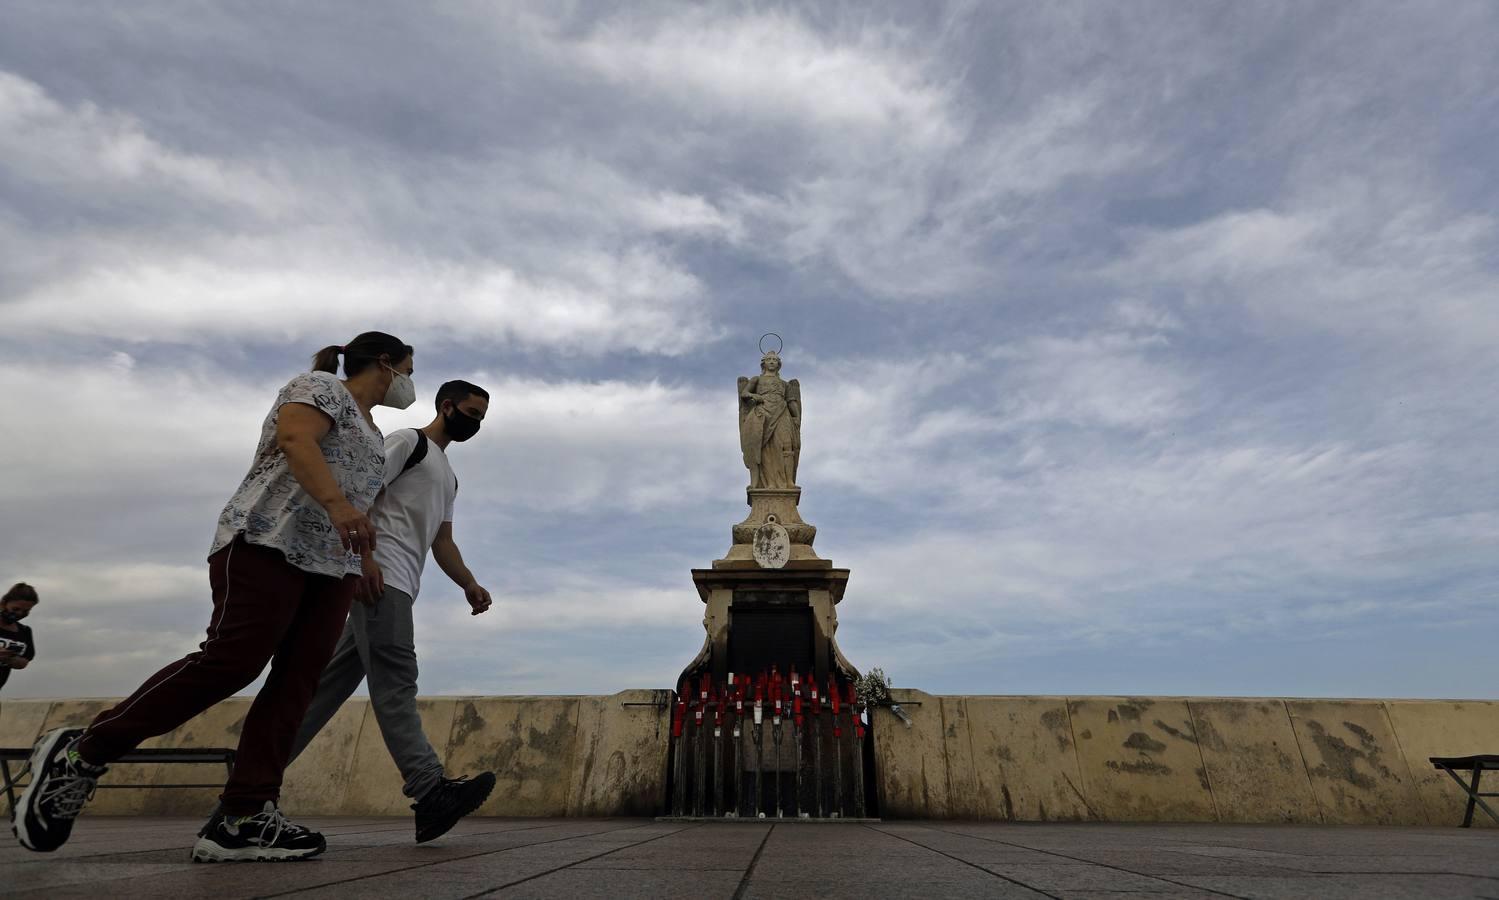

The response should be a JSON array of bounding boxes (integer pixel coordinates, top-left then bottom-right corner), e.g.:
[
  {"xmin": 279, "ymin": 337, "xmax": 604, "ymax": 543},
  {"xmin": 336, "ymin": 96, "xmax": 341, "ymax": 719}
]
[
  {"xmin": 1439, "ymin": 763, "xmax": 1499, "ymax": 827},
  {"xmin": 2, "ymin": 758, "xmax": 30, "ymax": 817},
  {"xmin": 2, "ymin": 759, "xmax": 16, "ymax": 815},
  {"xmin": 1463, "ymin": 765, "xmax": 1482, "ymax": 828}
]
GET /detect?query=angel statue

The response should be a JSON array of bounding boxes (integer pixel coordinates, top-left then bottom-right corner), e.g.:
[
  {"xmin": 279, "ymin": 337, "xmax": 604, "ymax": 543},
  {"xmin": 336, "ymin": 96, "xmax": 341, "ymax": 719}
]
[{"xmin": 739, "ymin": 348, "xmax": 801, "ymax": 489}]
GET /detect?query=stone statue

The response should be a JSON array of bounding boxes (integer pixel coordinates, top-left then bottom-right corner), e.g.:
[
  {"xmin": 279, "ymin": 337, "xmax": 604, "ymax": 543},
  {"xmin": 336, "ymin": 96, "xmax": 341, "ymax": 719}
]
[{"xmin": 738, "ymin": 351, "xmax": 801, "ymax": 489}]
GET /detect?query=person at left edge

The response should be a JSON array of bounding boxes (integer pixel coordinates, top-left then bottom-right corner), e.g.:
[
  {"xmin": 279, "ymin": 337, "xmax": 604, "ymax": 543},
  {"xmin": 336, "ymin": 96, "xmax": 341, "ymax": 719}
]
[
  {"xmin": 0, "ymin": 583, "xmax": 39, "ymax": 694},
  {"xmin": 13, "ymin": 331, "xmax": 414, "ymax": 863}
]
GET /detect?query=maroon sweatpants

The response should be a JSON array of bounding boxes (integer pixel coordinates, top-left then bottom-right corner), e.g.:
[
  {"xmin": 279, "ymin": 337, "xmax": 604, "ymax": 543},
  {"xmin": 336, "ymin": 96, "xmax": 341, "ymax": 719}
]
[{"xmin": 78, "ymin": 537, "xmax": 355, "ymax": 815}]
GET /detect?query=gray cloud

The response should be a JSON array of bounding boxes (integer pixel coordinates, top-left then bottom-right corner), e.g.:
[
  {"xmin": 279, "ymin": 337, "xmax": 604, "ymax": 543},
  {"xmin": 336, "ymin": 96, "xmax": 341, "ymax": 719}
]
[{"xmin": 2, "ymin": 1, "xmax": 1496, "ymax": 700}]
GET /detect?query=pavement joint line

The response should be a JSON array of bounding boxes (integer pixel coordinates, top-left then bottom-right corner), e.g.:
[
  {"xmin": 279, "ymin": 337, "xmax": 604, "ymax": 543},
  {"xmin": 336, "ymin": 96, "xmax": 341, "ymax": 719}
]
[
  {"xmin": 582, "ymin": 865, "xmax": 746, "ymax": 870},
  {"xmin": 1159, "ymin": 839, "xmax": 1320, "ymax": 858},
  {"xmin": 251, "ymin": 821, "xmax": 661, "ymax": 899},
  {"xmin": 866, "ymin": 823, "xmax": 1065, "ymax": 900},
  {"xmin": 731, "ymin": 822, "xmax": 774, "ymax": 900},
  {"xmin": 930, "ymin": 824, "xmax": 1260, "ymax": 900},
  {"xmin": 463, "ymin": 824, "xmax": 698, "ymax": 898},
  {"xmin": 1299, "ymin": 871, "xmax": 1499, "ymax": 882}
]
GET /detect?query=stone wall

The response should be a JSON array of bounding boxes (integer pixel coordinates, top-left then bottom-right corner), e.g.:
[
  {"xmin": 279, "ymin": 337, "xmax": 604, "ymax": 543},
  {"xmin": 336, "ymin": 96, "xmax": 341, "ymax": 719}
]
[
  {"xmin": 0, "ymin": 691, "xmax": 672, "ymax": 818},
  {"xmin": 873, "ymin": 691, "xmax": 1499, "ymax": 827},
  {"xmin": 3, "ymin": 691, "xmax": 1494, "ymax": 824}
]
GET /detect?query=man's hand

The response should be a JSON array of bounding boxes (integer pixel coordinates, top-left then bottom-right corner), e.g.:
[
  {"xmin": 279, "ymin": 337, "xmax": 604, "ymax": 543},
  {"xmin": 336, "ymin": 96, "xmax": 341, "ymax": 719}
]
[
  {"xmin": 329, "ymin": 498, "xmax": 378, "ymax": 555},
  {"xmin": 356, "ymin": 556, "xmax": 384, "ymax": 607},
  {"xmin": 464, "ymin": 582, "xmax": 493, "ymax": 616}
]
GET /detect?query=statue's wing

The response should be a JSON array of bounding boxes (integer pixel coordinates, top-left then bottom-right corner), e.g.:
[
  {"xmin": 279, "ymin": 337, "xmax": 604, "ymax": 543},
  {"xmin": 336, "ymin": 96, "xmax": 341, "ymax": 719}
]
[
  {"xmin": 787, "ymin": 378, "xmax": 802, "ymax": 480},
  {"xmin": 737, "ymin": 376, "xmax": 751, "ymax": 425}
]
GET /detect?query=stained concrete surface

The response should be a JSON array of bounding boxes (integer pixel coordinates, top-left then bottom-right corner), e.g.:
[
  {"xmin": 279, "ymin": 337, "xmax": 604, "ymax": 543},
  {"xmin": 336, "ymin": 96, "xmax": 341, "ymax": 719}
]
[
  {"xmin": 1067, "ymin": 698, "xmax": 1219, "ymax": 823},
  {"xmin": 873, "ymin": 692, "xmax": 1499, "ymax": 826},
  {"xmin": 1189, "ymin": 700, "xmax": 1321, "ymax": 825},
  {"xmin": 3, "ymin": 817, "xmax": 1497, "ymax": 899},
  {"xmin": 6, "ymin": 694, "xmax": 1495, "ymax": 824}
]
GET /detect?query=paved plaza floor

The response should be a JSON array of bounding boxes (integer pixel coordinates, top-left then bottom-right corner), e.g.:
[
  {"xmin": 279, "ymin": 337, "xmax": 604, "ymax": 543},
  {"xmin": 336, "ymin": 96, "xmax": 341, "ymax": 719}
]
[{"xmin": 2, "ymin": 816, "xmax": 1497, "ymax": 899}]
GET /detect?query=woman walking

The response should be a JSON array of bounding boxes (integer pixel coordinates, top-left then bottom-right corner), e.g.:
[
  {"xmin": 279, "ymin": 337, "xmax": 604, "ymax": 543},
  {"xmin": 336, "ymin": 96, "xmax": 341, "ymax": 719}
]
[{"xmin": 14, "ymin": 332, "xmax": 415, "ymax": 861}]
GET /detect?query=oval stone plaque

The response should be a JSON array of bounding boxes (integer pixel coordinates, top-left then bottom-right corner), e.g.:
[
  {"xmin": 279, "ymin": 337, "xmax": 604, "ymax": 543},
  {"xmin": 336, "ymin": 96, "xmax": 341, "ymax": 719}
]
[{"xmin": 752, "ymin": 516, "xmax": 791, "ymax": 569}]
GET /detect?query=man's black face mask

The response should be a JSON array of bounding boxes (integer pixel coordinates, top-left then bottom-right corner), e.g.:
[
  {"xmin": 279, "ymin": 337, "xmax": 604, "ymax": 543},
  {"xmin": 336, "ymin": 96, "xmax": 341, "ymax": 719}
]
[{"xmin": 444, "ymin": 408, "xmax": 482, "ymax": 442}]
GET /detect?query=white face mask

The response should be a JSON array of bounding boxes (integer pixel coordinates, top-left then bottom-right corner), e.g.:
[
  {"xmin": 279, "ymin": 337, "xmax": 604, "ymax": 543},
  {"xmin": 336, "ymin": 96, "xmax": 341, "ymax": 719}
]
[{"xmin": 382, "ymin": 364, "xmax": 416, "ymax": 410}]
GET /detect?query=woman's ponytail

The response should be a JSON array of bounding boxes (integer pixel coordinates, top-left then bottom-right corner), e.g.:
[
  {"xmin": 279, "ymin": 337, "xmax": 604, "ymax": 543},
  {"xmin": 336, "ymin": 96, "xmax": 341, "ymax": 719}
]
[
  {"xmin": 310, "ymin": 333, "xmax": 411, "ymax": 377},
  {"xmin": 312, "ymin": 345, "xmax": 343, "ymax": 374}
]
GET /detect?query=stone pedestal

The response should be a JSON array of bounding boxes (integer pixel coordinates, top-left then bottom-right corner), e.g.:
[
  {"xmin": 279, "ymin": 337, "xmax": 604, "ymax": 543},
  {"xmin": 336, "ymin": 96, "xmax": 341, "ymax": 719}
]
[
  {"xmin": 717, "ymin": 487, "xmax": 820, "ymax": 567},
  {"xmin": 679, "ymin": 565, "xmax": 858, "ymax": 687},
  {"xmin": 679, "ymin": 481, "xmax": 858, "ymax": 682},
  {"xmin": 672, "ymin": 560, "xmax": 868, "ymax": 819}
]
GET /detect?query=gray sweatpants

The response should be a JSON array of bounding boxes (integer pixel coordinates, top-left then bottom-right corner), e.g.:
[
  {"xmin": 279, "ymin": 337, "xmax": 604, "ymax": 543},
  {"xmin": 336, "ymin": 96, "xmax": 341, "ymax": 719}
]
[{"xmin": 289, "ymin": 585, "xmax": 445, "ymax": 801}]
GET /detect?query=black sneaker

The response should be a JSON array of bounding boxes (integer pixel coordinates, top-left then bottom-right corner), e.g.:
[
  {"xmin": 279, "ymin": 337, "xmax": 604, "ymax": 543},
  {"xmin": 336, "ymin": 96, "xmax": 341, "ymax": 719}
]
[
  {"xmin": 196, "ymin": 802, "xmax": 222, "ymax": 838},
  {"xmin": 191, "ymin": 801, "xmax": 326, "ymax": 862},
  {"xmin": 413, "ymin": 772, "xmax": 496, "ymax": 843},
  {"xmin": 13, "ymin": 727, "xmax": 107, "ymax": 852}
]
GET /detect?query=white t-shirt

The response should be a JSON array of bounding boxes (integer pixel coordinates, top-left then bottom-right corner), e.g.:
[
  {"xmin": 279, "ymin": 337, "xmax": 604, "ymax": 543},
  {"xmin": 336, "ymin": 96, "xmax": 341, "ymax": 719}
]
[
  {"xmin": 211, "ymin": 371, "xmax": 385, "ymax": 578},
  {"xmin": 370, "ymin": 429, "xmax": 456, "ymax": 600}
]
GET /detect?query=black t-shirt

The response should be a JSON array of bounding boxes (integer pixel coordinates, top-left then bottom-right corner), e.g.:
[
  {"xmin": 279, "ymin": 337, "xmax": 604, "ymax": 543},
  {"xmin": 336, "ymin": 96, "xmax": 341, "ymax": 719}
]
[{"xmin": 0, "ymin": 623, "xmax": 35, "ymax": 691}]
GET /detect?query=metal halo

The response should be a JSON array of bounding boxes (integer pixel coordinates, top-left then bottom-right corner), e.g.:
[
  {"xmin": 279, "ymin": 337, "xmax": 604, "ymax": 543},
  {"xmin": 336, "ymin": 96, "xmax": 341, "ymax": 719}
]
[{"xmin": 758, "ymin": 332, "xmax": 784, "ymax": 355}]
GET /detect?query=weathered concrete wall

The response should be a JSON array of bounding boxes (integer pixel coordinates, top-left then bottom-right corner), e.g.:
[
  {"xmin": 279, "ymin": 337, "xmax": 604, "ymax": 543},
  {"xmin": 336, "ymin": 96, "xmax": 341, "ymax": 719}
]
[
  {"xmin": 3, "ymin": 691, "xmax": 1493, "ymax": 825},
  {"xmin": 873, "ymin": 691, "xmax": 1499, "ymax": 827},
  {"xmin": 0, "ymin": 690, "xmax": 670, "ymax": 818}
]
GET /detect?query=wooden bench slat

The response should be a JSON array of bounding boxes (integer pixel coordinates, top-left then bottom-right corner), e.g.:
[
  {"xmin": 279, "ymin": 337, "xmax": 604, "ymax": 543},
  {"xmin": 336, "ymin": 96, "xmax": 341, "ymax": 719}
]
[
  {"xmin": 1430, "ymin": 755, "xmax": 1499, "ymax": 769},
  {"xmin": 3, "ymin": 747, "xmax": 233, "ymax": 760}
]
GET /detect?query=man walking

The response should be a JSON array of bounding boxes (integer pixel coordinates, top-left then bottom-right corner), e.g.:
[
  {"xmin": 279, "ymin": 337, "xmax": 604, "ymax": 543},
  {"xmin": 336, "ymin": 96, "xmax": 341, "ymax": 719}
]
[{"xmin": 289, "ymin": 380, "xmax": 496, "ymax": 843}]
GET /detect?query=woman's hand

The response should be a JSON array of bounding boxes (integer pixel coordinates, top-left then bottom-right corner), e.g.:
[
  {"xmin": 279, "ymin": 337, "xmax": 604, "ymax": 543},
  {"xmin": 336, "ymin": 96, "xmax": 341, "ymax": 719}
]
[{"xmin": 328, "ymin": 498, "xmax": 378, "ymax": 555}]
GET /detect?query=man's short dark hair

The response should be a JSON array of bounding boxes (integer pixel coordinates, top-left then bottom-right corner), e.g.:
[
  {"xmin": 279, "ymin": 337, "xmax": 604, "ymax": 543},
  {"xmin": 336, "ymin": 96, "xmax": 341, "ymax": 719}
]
[
  {"xmin": 435, "ymin": 380, "xmax": 489, "ymax": 413},
  {"xmin": 3, "ymin": 583, "xmax": 38, "ymax": 605}
]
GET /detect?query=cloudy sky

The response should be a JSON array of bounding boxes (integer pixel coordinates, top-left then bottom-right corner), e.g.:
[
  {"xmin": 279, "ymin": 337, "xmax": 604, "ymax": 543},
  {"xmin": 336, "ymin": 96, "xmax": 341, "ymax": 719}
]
[{"xmin": 2, "ymin": 2, "xmax": 1496, "ymax": 702}]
